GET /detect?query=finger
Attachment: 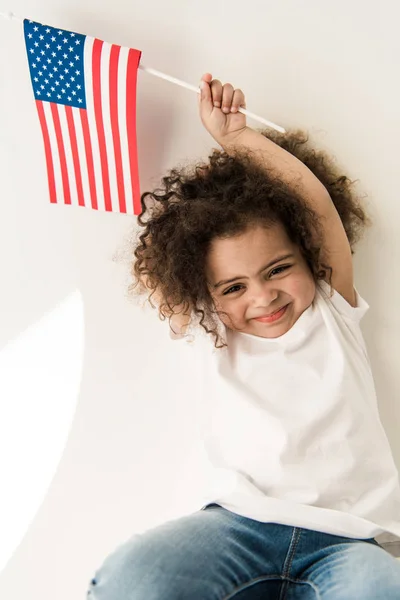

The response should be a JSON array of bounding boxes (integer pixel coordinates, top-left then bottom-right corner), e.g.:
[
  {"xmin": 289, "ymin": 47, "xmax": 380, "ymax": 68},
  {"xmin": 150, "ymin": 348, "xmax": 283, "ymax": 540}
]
[
  {"xmin": 221, "ymin": 83, "xmax": 235, "ymax": 113},
  {"xmin": 210, "ymin": 79, "xmax": 223, "ymax": 108},
  {"xmin": 200, "ymin": 72, "xmax": 213, "ymax": 88},
  {"xmin": 199, "ymin": 74, "xmax": 213, "ymax": 107},
  {"xmin": 231, "ymin": 88, "xmax": 246, "ymax": 113}
]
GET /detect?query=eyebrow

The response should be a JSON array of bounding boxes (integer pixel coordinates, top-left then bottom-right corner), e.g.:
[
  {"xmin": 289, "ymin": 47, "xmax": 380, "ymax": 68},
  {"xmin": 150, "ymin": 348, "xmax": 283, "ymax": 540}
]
[{"xmin": 213, "ymin": 253, "xmax": 295, "ymax": 289}]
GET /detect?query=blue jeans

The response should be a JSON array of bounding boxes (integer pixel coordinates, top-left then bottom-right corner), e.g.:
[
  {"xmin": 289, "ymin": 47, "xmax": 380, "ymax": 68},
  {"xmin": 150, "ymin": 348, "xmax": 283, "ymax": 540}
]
[{"xmin": 87, "ymin": 503, "xmax": 400, "ymax": 599}]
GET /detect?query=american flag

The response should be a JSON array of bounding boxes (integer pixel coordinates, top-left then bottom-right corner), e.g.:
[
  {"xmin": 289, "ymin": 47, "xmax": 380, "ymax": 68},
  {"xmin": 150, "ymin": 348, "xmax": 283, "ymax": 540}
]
[{"xmin": 23, "ymin": 19, "xmax": 142, "ymax": 215}]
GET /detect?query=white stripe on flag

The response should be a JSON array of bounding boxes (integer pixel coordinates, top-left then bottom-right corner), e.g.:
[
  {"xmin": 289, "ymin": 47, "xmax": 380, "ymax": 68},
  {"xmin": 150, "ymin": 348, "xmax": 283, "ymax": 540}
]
[
  {"xmin": 58, "ymin": 105, "xmax": 78, "ymax": 207},
  {"xmin": 73, "ymin": 107, "xmax": 91, "ymax": 208},
  {"xmin": 83, "ymin": 37, "xmax": 105, "ymax": 212},
  {"xmin": 42, "ymin": 101, "xmax": 63, "ymax": 204},
  {"xmin": 118, "ymin": 46, "xmax": 133, "ymax": 213},
  {"xmin": 100, "ymin": 42, "xmax": 119, "ymax": 212}
]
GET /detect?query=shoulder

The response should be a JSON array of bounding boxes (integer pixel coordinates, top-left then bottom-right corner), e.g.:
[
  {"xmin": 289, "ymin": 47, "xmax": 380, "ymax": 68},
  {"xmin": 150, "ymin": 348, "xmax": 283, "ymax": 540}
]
[
  {"xmin": 316, "ymin": 280, "xmax": 369, "ymax": 323},
  {"xmin": 169, "ymin": 312, "xmax": 226, "ymax": 348}
]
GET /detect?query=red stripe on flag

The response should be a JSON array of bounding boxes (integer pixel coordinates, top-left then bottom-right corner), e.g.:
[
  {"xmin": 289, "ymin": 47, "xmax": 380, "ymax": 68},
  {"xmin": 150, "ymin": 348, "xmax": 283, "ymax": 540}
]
[
  {"xmin": 92, "ymin": 39, "xmax": 112, "ymax": 212},
  {"xmin": 51, "ymin": 103, "xmax": 71, "ymax": 205},
  {"xmin": 65, "ymin": 105, "xmax": 85, "ymax": 207},
  {"xmin": 126, "ymin": 48, "xmax": 142, "ymax": 215},
  {"xmin": 109, "ymin": 45, "xmax": 126, "ymax": 213},
  {"xmin": 80, "ymin": 109, "xmax": 98, "ymax": 210},
  {"xmin": 35, "ymin": 100, "xmax": 57, "ymax": 204}
]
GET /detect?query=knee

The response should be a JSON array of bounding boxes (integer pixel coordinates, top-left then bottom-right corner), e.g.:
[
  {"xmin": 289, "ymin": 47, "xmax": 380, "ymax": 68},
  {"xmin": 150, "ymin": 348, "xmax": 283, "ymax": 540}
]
[
  {"xmin": 87, "ymin": 534, "xmax": 165, "ymax": 600},
  {"xmin": 86, "ymin": 531, "xmax": 189, "ymax": 600},
  {"xmin": 86, "ymin": 512, "xmax": 216, "ymax": 600},
  {"xmin": 333, "ymin": 543, "xmax": 400, "ymax": 600}
]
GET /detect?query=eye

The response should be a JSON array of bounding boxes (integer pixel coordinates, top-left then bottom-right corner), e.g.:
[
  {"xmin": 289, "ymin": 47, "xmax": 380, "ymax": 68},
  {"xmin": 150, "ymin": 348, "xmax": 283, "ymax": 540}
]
[
  {"xmin": 270, "ymin": 265, "xmax": 291, "ymax": 277},
  {"xmin": 223, "ymin": 284, "xmax": 243, "ymax": 295},
  {"xmin": 222, "ymin": 265, "xmax": 292, "ymax": 295}
]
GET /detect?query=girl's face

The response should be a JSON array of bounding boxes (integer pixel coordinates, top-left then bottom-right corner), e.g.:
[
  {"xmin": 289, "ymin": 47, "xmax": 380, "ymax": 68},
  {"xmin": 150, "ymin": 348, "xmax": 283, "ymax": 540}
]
[{"xmin": 205, "ymin": 223, "xmax": 316, "ymax": 339}]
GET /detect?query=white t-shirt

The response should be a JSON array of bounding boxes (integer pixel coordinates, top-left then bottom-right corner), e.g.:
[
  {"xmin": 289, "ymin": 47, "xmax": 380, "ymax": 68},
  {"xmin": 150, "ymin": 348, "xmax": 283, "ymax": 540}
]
[{"xmin": 170, "ymin": 281, "xmax": 400, "ymax": 543}]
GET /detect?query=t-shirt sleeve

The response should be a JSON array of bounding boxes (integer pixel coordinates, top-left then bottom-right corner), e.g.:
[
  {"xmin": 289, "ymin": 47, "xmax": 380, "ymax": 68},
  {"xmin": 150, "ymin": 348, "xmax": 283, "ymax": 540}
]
[{"xmin": 318, "ymin": 281, "xmax": 369, "ymax": 323}]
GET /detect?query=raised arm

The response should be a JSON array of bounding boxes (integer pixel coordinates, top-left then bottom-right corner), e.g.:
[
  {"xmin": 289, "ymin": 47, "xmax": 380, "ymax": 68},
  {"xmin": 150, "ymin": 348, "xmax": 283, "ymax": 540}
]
[
  {"xmin": 220, "ymin": 127, "xmax": 355, "ymax": 306},
  {"xmin": 198, "ymin": 74, "xmax": 356, "ymax": 307}
]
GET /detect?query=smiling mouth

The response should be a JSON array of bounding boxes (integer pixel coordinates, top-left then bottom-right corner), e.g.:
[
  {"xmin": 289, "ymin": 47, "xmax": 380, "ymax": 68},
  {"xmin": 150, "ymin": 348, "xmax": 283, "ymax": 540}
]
[{"xmin": 253, "ymin": 304, "xmax": 289, "ymax": 323}]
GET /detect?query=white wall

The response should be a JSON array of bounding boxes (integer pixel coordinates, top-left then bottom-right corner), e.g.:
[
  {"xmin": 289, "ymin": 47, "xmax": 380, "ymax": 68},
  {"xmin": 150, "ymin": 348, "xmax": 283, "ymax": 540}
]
[{"xmin": 0, "ymin": 0, "xmax": 399, "ymax": 597}]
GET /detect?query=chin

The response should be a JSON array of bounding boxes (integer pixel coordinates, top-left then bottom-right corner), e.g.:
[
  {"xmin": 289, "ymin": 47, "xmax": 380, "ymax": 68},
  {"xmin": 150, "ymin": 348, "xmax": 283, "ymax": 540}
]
[{"xmin": 253, "ymin": 325, "xmax": 289, "ymax": 339}]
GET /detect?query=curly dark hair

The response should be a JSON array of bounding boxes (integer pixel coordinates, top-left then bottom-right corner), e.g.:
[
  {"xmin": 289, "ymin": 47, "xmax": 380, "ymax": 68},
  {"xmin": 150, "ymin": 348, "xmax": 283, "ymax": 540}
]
[{"xmin": 123, "ymin": 128, "xmax": 370, "ymax": 349}]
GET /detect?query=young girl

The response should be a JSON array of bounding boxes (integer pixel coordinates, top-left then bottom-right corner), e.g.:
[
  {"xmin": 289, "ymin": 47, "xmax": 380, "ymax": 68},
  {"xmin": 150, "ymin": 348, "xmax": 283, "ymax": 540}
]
[{"xmin": 87, "ymin": 73, "xmax": 400, "ymax": 599}]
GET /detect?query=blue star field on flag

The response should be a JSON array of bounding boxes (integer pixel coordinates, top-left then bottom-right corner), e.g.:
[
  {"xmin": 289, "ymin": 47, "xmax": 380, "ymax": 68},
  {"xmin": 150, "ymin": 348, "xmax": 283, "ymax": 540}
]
[{"xmin": 24, "ymin": 19, "xmax": 86, "ymax": 109}]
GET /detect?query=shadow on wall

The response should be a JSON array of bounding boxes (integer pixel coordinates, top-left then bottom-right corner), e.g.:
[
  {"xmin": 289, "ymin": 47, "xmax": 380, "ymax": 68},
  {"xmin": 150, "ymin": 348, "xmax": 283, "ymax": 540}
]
[{"xmin": 0, "ymin": 290, "xmax": 84, "ymax": 576}]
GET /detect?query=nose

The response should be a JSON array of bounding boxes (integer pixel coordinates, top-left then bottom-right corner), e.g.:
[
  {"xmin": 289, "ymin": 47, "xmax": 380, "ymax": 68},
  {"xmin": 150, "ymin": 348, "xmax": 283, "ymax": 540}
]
[{"xmin": 249, "ymin": 281, "xmax": 279, "ymax": 308}]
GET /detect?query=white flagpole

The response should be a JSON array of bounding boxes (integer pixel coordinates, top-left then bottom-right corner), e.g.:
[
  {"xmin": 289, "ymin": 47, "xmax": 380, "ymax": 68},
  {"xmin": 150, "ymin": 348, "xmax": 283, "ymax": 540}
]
[
  {"xmin": 137, "ymin": 65, "xmax": 286, "ymax": 133},
  {"xmin": 1, "ymin": 11, "xmax": 286, "ymax": 133}
]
